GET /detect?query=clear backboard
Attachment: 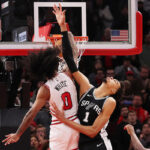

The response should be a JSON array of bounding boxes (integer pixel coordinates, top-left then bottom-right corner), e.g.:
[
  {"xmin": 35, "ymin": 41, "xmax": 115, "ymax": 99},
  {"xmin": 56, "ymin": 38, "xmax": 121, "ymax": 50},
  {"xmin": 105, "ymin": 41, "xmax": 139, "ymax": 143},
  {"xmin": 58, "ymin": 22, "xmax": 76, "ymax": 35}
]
[{"xmin": 0, "ymin": 0, "xmax": 142, "ymax": 56}]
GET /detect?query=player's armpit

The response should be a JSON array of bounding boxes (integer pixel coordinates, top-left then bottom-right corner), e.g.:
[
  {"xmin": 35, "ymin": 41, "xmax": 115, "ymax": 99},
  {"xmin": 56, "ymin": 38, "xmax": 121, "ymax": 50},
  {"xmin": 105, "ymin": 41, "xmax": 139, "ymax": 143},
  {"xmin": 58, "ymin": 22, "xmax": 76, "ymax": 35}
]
[
  {"xmin": 32, "ymin": 85, "xmax": 50, "ymax": 112},
  {"xmin": 72, "ymin": 71, "xmax": 92, "ymax": 97}
]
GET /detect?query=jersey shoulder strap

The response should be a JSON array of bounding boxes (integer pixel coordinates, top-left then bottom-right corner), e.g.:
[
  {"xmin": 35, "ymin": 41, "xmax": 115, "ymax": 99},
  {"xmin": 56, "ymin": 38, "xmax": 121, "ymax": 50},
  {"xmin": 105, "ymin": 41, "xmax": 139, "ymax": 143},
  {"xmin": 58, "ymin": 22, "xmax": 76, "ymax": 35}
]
[{"xmin": 79, "ymin": 87, "xmax": 95, "ymax": 102}]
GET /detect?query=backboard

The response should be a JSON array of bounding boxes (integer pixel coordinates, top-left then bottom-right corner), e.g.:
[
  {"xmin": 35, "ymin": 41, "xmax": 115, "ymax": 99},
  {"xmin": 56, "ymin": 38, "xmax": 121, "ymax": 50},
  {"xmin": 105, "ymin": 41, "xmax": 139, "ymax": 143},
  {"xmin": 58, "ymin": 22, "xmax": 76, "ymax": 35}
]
[{"xmin": 0, "ymin": 0, "xmax": 142, "ymax": 56}]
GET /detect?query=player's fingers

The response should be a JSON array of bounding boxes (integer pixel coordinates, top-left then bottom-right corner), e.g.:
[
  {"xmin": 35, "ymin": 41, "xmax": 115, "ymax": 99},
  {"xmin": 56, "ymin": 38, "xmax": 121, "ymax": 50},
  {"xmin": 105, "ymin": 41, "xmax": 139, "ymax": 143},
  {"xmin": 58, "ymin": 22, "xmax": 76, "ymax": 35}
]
[
  {"xmin": 5, "ymin": 134, "xmax": 11, "ymax": 137},
  {"xmin": 124, "ymin": 124, "xmax": 130, "ymax": 130},
  {"xmin": 51, "ymin": 107, "xmax": 61, "ymax": 117},
  {"xmin": 51, "ymin": 102, "xmax": 56, "ymax": 109},
  {"xmin": 61, "ymin": 105, "xmax": 65, "ymax": 113},
  {"xmin": 61, "ymin": 107, "xmax": 65, "ymax": 115},
  {"xmin": 53, "ymin": 4, "xmax": 58, "ymax": 12},
  {"xmin": 124, "ymin": 126, "xmax": 127, "ymax": 130},
  {"xmin": 51, "ymin": 102, "xmax": 59, "ymax": 111},
  {"xmin": 11, "ymin": 139, "xmax": 16, "ymax": 143},
  {"xmin": 5, "ymin": 139, "xmax": 15, "ymax": 146},
  {"xmin": 62, "ymin": 10, "xmax": 66, "ymax": 15},
  {"xmin": 50, "ymin": 108, "xmax": 56, "ymax": 115},
  {"xmin": 50, "ymin": 107, "xmax": 55, "ymax": 113},
  {"xmin": 53, "ymin": 102, "xmax": 58, "ymax": 110},
  {"xmin": 52, "ymin": 9, "xmax": 56, "ymax": 14},
  {"xmin": 4, "ymin": 141, "xmax": 9, "ymax": 146},
  {"xmin": 2, "ymin": 136, "xmax": 11, "ymax": 143},
  {"xmin": 2, "ymin": 138, "xmax": 8, "ymax": 143},
  {"xmin": 51, "ymin": 112, "xmax": 56, "ymax": 117},
  {"xmin": 49, "ymin": 111, "xmax": 54, "ymax": 116},
  {"xmin": 50, "ymin": 110, "xmax": 56, "ymax": 117},
  {"xmin": 53, "ymin": 4, "xmax": 57, "ymax": 9},
  {"xmin": 54, "ymin": 4, "xmax": 60, "ymax": 12},
  {"xmin": 59, "ymin": 3, "xmax": 62, "ymax": 12},
  {"xmin": 4, "ymin": 139, "xmax": 11, "ymax": 145}
]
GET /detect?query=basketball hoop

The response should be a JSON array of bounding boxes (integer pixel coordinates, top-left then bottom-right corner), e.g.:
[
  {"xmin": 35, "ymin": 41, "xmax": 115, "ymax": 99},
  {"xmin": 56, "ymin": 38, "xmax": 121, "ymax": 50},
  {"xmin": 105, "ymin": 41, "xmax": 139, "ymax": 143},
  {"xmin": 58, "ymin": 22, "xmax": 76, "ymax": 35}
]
[
  {"xmin": 46, "ymin": 35, "xmax": 88, "ymax": 46},
  {"xmin": 47, "ymin": 35, "xmax": 88, "ymax": 60},
  {"xmin": 47, "ymin": 35, "xmax": 88, "ymax": 55},
  {"xmin": 47, "ymin": 35, "xmax": 88, "ymax": 72}
]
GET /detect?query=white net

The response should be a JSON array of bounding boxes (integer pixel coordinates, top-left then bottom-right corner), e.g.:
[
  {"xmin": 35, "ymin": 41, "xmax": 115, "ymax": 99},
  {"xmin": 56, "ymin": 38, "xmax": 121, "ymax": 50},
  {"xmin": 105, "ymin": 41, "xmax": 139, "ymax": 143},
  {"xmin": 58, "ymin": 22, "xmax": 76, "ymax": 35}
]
[{"xmin": 76, "ymin": 37, "xmax": 88, "ymax": 68}]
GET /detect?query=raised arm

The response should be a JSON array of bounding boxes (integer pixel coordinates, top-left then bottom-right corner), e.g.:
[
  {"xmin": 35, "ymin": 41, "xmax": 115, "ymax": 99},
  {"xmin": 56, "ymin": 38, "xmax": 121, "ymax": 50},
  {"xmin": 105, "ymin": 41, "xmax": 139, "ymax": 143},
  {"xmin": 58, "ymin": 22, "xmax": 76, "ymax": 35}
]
[
  {"xmin": 124, "ymin": 124, "xmax": 150, "ymax": 150},
  {"xmin": 53, "ymin": 4, "xmax": 92, "ymax": 96},
  {"xmin": 2, "ymin": 86, "xmax": 49, "ymax": 145},
  {"xmin": 51, "ymin": 97, "xmax": 116, "ymax": 138}
]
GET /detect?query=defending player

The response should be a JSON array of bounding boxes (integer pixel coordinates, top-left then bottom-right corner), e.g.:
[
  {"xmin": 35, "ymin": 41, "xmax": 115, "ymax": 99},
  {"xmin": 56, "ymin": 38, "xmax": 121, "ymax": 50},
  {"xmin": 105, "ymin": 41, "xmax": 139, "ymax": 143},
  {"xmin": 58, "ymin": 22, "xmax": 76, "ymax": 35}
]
[
  {"xmin": 2, "ymin": 35, "xmax": 80, "ymax": 150},
  {"xmin": 51, "ymin": 4, "xmax": 126, "ymax": 150}
]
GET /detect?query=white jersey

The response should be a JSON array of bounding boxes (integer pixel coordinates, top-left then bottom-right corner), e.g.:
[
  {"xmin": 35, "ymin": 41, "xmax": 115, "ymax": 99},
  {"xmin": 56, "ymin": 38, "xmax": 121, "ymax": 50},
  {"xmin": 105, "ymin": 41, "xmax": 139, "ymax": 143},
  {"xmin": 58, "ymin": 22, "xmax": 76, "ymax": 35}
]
[
  {"xmin": 45, "ymin": 72, "xmax": 79, "ymax": 150},
  {"xmin": 45, "ymin": 72, "xmax": 78, "ymax": 124}
]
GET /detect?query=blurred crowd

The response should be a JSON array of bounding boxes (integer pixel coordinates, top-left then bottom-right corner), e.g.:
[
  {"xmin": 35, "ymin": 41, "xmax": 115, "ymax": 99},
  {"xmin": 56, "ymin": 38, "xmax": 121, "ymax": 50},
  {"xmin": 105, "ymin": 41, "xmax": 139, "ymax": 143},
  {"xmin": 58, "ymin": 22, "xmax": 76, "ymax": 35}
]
[
  {"xmin": 30, "ymin": 102, "xmax": 51, "ymax": 150},
  {"xmin": 0, "ymin": 0, "xmax": 150, "ymax": 149}
]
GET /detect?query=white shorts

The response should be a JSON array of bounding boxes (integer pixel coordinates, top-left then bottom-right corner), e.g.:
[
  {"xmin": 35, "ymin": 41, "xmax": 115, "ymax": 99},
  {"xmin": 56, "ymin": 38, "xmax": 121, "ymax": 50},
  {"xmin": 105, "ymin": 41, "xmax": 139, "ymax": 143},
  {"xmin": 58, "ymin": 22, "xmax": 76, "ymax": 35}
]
[{"xmin": 49, "ymin": 118, "xmax": 79, "ymax": 150}]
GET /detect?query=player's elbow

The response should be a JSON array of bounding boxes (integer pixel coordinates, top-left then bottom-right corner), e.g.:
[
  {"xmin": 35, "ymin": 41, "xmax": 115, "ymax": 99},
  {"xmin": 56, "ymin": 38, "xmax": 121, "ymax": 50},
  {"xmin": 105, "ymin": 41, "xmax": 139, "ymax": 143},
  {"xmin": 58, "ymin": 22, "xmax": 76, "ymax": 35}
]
[
  {"xmin": 87, "ymin": 128, "xmax": 99, "ymax": 138},
  {"xmin": 89, "ymin": 133, "xmax": 97, "ymax": 138}
]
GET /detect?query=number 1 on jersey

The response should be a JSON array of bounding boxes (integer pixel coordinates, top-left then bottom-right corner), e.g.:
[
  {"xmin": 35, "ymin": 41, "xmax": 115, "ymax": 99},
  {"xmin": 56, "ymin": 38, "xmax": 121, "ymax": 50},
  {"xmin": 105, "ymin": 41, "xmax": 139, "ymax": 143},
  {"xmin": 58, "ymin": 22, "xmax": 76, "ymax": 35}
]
[
  {"xmin": 61, "ymin": 92, "xmax": 72, "ymax": 110},
  {"xmin": 83, "ymin": 112, "xmax": 90, "ymax": 122}
]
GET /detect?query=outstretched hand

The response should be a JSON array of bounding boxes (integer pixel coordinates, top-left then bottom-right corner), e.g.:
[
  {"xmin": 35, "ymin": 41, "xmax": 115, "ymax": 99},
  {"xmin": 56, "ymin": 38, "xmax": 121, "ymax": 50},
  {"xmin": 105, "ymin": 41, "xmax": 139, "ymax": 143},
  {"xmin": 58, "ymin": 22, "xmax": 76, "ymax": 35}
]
[
  {"xmin": 50, "ymin": 102, "xmax": 66, "ymax": 122},
  {"xmin": 53, "ymin": 3, "xmax": 66, "ymax": 26},
  {"xmin": 2, "ymin": 133, "xmax": 20, "ymax": 146}
]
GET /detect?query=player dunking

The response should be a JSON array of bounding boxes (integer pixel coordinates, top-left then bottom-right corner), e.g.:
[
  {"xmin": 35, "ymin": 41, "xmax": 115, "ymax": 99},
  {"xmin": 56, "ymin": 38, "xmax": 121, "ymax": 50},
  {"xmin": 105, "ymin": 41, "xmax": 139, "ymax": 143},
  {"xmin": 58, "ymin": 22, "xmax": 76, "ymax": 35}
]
[
  {"xmin": 51, "ymin": 4, "xmax": 127, "ymax": 150},
  {"xmin": 2, "ymin": 27, "xmax": 80, "ymax": 150}
]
